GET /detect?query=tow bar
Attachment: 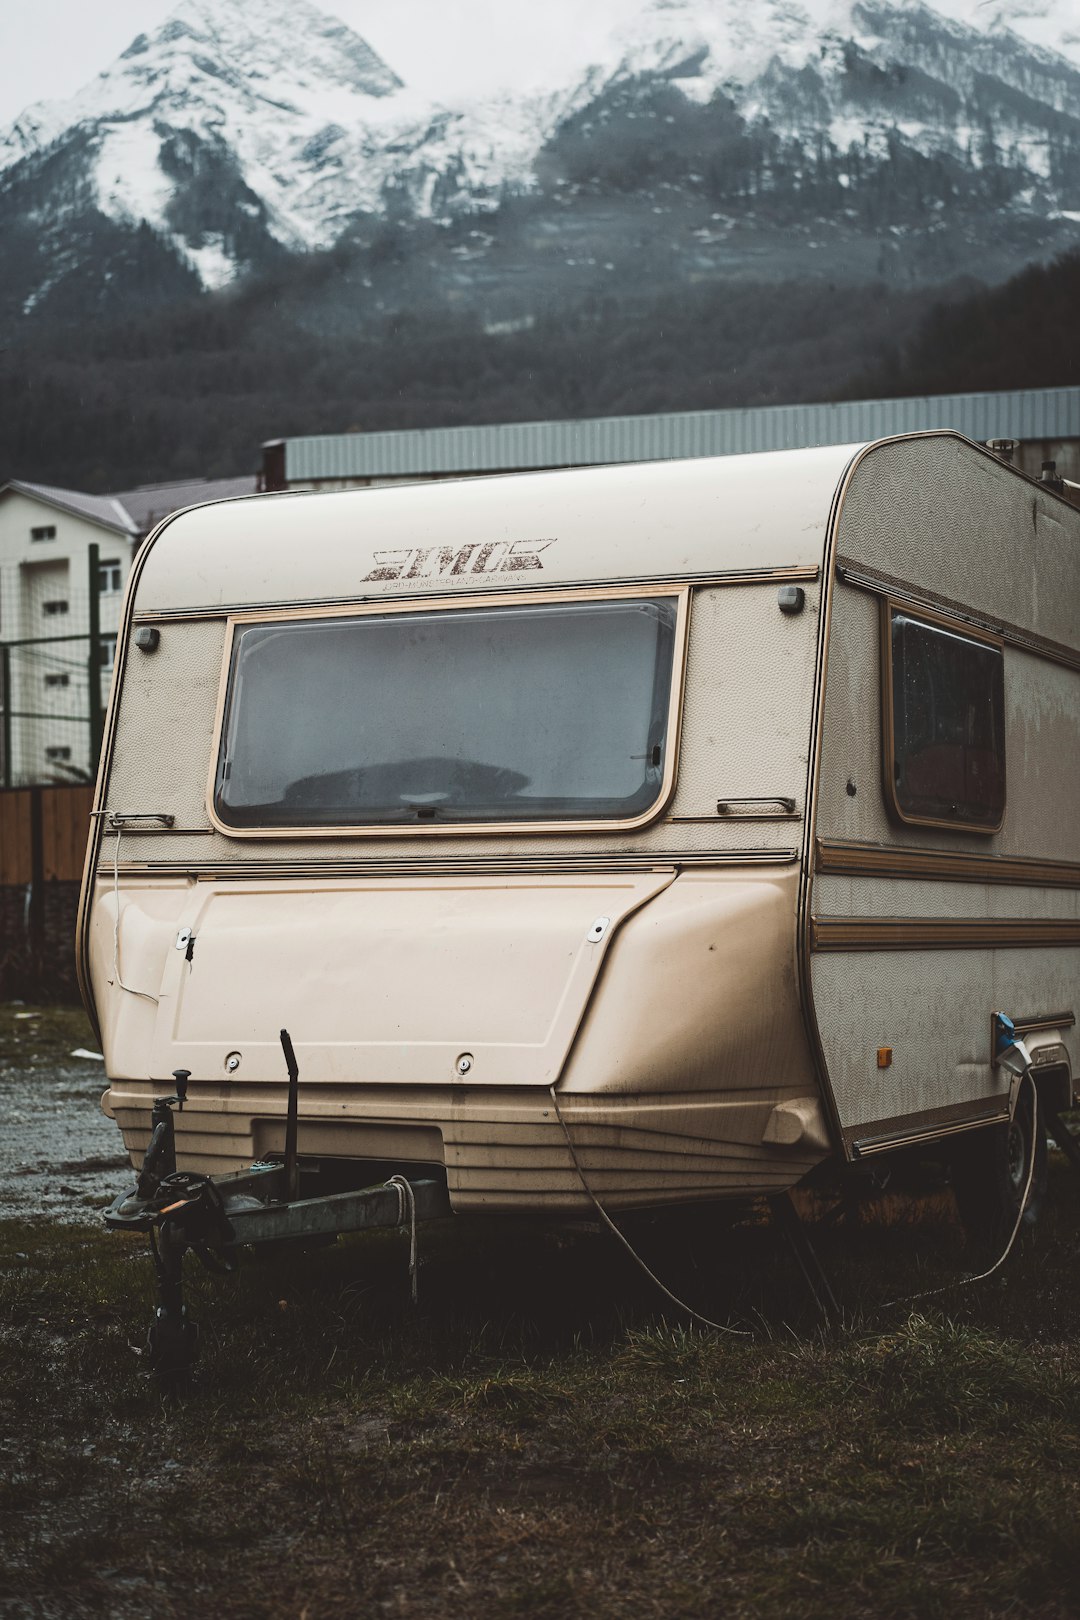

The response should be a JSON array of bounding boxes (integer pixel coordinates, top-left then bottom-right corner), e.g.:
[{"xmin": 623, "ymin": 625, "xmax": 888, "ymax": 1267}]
[{"xmin": 103, "ymin": 1030, "xmax": 450, "ymax": 1391}]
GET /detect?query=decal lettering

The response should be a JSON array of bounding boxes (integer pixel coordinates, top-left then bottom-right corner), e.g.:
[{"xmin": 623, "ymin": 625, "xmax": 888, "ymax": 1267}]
[
  {"xmin": 364, "ymin": 548, "xmax": 411, "ymax": 581},
  {"xmin": 363, "ymin": 539, "xmax": 555, "ymax": 583},
  {"xmin": 469, "ymin": 543, "xmax": 500, "ymax": 574},
  {"xmin": 499, "ymin": 540, "xmax": 554, "ymax": 572}
]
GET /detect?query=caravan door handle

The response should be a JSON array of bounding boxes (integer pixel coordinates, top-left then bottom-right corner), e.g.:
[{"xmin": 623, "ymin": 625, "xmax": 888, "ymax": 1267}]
[{"xmin": 715, "ymin": 797, "xmax": 797, "ymax": 815}]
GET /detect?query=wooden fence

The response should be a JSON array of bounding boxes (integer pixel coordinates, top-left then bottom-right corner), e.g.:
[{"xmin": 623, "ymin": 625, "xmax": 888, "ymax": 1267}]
[{"xmin": 0, "ymin": 785, "xmax": 95, "ymax": 886}]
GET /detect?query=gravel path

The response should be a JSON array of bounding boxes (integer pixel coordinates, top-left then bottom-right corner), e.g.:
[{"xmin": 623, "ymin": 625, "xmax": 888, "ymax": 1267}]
[{"xmin": 0, "ymin": 1007, "xmax": 132, "ymax": 1223}]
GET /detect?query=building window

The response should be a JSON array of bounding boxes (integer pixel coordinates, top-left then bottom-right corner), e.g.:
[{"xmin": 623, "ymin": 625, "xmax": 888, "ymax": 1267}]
[
  {"xmin": 99, "ymin": 635, "xmax": 117, "ymax": 673},
  {"xmin": 98, "ymin": 559, "xmax": 123, "ymax": 595},
  {"xmin": 30, "ymin": 525, "xmax": 57, "ymax": 541},
  {"xmin": 42, "ymin": 600, "xmax": 69, "ymax": 616},
  {"xmin": 883, "ymin": 604, "xmax": 1005, "ymax": 832},
  {"xmin": 44, "ymin": 672, "xmax": 70, "ymax": 688},
  {"xmin": 45, "ymin": 745, "xmax": 72, "ymax": 762}
]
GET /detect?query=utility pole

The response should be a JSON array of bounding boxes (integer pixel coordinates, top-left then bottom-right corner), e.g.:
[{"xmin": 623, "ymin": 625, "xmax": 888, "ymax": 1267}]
[{"xmin": 87, "ymin": 542, "xmax": 103, "ymax": 769}]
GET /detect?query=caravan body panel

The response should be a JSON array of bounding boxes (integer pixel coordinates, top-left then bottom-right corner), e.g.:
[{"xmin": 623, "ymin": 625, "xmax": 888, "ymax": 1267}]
[{"xmin": 80, "ymin": 435, "xmax": 1080, "ymax": 1209}]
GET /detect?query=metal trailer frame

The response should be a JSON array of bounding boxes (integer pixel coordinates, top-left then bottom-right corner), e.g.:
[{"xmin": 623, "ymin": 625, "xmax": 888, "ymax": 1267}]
[{"xmin": 104, "ymin": 1033, "xmax": 451, "ymax": 1389}]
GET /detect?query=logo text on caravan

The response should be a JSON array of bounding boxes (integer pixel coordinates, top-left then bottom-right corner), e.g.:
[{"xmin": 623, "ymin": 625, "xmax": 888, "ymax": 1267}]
[{"xmin": 363, "ymin": 540, "xmax": 555, "ymax": 581}]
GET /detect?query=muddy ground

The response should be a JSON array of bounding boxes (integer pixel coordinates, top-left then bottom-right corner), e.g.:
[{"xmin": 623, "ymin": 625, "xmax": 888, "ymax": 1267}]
[
  {"xmin": 0, "ymin": 1005, "xmax": 130, "ymax": 1222},
  {"xmin": 2, "ymin": 1004, "xmax": 1080, "ymax": 1619}
]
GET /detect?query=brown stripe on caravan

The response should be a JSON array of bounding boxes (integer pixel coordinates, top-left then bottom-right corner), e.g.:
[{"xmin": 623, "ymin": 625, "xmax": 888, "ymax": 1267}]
[
  {"xmin": 836, "ymin": 556, "xmax": 1080, "ymax": 673},
  {"xmin": 815, "ymin": 839, "xmax": 1080, "ymax": 889},
  {"xmin": 811, "ymin": 916, "xmax": 1080, "ymax": 951},
  {"xmin": 100, "ymin": 848, "xmax": 801, "ymax": 880},
  {"xmin": 844, "ymin": 1094, "xmax": 1012, "ymax": 1157},
  {"xmin": 1012, "ymin": 1012, "xmax": 1076, "ymax": 1035}
]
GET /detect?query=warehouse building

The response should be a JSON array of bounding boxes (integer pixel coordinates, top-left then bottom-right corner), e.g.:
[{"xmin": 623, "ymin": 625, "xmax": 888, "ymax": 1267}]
[{"xmin": 261, "ymin": 386, "xmax": 1080, "ymax": 494}]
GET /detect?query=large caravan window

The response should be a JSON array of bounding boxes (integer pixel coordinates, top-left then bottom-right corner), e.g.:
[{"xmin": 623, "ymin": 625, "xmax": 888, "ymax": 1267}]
[
  {"xmin": 885, "ymin": 606, "xmax": 1005, "ymax": 831},
  {"xmin": 214, "ymin": 593, "xmax": 683, "ymax": 831}
]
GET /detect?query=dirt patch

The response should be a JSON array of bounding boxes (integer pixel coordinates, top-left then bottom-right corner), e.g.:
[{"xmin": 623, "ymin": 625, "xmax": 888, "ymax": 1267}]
[
  {"xmin": 0, "ymin": 1005, "xmax": 130, "ymax": 1223},
  {"xmin": 3, "ymin": 1175, "xmax": 1080, "ymax": 1619},
  {"xmin": 3, "ymin": 1006, "xmax": 1080, "ymax": 1617}
]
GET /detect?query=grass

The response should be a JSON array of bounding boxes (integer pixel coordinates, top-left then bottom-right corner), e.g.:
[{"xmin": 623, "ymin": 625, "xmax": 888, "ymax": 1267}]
[
  {"xmin": 3, "ymin": 1009, "xmax": 1080, "ymax": 1617},
  {"xmin": 4, "ymin": 1198, "xmax": 1080, "ymax": 1618}
]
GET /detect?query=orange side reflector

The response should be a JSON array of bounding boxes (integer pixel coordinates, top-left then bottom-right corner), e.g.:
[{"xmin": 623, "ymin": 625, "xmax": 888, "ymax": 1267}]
[{"xmin": 877, "ymin": 1047, "xmax": 893, "ymax": 1069}]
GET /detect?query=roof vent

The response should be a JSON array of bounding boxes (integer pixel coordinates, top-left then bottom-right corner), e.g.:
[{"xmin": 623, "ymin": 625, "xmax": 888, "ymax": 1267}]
[{"xmin": 986, "ymin": 438, "xmax": 1018, "ymax": 464}]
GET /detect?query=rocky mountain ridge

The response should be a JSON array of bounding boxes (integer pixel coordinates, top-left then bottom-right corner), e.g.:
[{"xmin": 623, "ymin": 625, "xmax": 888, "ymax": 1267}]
[{"xmin": 1, "ymin": 0, "xmax": 1079, "ymax": 331}]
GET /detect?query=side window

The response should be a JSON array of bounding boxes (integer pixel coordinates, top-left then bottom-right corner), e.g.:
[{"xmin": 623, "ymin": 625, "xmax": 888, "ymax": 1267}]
[{"xmin": 884, "ymin": 605, "xmax": 1005, "ymax": 832}]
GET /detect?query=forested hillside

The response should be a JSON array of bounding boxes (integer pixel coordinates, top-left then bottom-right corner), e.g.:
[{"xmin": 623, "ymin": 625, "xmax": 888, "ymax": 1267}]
[
  {"xmin": 2, "ymin": 248, "xmax": 1076, "ymax": 492},
  {"xmin": 853, "ymin": 252, "xmax": 1080, "ymax": 398}
]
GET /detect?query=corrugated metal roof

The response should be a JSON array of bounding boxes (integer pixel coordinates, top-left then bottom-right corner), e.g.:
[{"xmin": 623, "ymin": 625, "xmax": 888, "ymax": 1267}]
[{"xmin": 281, "ymin": 387, "xmax": 1080, "ymax": 482}]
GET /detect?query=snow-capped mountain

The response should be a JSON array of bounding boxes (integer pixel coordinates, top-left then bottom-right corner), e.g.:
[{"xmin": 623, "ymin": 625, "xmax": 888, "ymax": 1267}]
[
  {"xmin": 0, "ymin": 0, "xmax": 413, "ymax": 286},
  {"xmin": 1, "ymin": 0, "xmax": 1079, "ymax": 316},
  {"xmin": 595, "ymin": 0, "xmax": 1080, "ymax": 83},
  {"xmin": 946, "ymin": 0, "xmax": 1080, "ymax": 66},
  {"xmin": 0, "ymin": 0, "xmax": 583, "ymax": 288},
  {"xmin": 590, "ymin": 0, "xmax": 1080, "ymax": 170}
]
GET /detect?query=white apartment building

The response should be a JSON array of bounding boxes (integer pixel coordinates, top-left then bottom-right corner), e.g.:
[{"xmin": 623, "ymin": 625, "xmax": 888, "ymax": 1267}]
[{"xmin": 0, "ymin": 475, "xmax": 255, "ymax": 785}]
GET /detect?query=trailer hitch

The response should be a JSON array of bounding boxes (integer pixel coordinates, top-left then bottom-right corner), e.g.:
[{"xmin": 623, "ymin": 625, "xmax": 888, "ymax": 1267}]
[
  {"xmin": 105, "ymin": 1068, "xmax": 236, "ymax": 1389},
  {"xmin": 135, "ymin": 1067, "xmax": 190, "ymax": 1199},
  {"xmin": 145, "ymin": 1176, "xmax": 234, "ymax": 1392},
  {"xmin": 104, "ymin": 1031, "xmax": 451, "ymax": 1391}
]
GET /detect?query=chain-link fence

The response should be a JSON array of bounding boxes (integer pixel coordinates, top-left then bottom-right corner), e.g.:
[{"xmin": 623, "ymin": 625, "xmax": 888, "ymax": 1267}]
[
  {"xmin": 0, "ymin": 541, "xmax": 128, "ymax": 997},
  {"xmin": 0, "ymin": 542, "xmax": 116, "ymax": 788}
]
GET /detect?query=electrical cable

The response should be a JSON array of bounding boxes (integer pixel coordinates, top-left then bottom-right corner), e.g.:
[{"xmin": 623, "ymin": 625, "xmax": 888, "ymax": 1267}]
[
  {"xmin": 552, "ymin": 1067, "xmax": 1041, "ymax": 1329},
  {"xmin": 109, "ymin": 823, "xmax": 159, "ymax": 1004},
  {"xmin": 388, "ymin": 1174, "xmax": 419, "ymax": 1304},
  {"xmin": 879, "ymin": 1068, "xmax": 1040, "ymax": 1309},
  {"xmin": 549, "ymin": 1082, "xmax": 751, "ymax": 1336}
]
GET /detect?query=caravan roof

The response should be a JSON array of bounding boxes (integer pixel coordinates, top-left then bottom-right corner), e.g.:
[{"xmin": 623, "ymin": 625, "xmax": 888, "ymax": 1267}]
[{"xmin": 133, "ymin": 443, "xmax": 862, "ymax": 615}]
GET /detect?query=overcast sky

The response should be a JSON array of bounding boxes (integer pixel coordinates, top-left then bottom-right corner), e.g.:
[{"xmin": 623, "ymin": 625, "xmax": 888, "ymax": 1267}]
[
  {"xmin": 1, "ymin": 0, "xmax": 1071, "ymax": 126},
  {"xmin": 0, "ymin": 0, "xmax": 639, "ymax": 123}
]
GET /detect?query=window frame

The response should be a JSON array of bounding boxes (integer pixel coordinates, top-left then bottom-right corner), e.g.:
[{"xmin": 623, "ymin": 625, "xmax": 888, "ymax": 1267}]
[
  {"xmin": 207, "ymin": 583, "xmax": 692, "ymax": 840},
  {"xmin": 98, "ymin": 559, "xmax": 123, "ymax": 595},
  {"xmin": 880, "ymin": 597, "xmax": 1006, "ymax": 836}
]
